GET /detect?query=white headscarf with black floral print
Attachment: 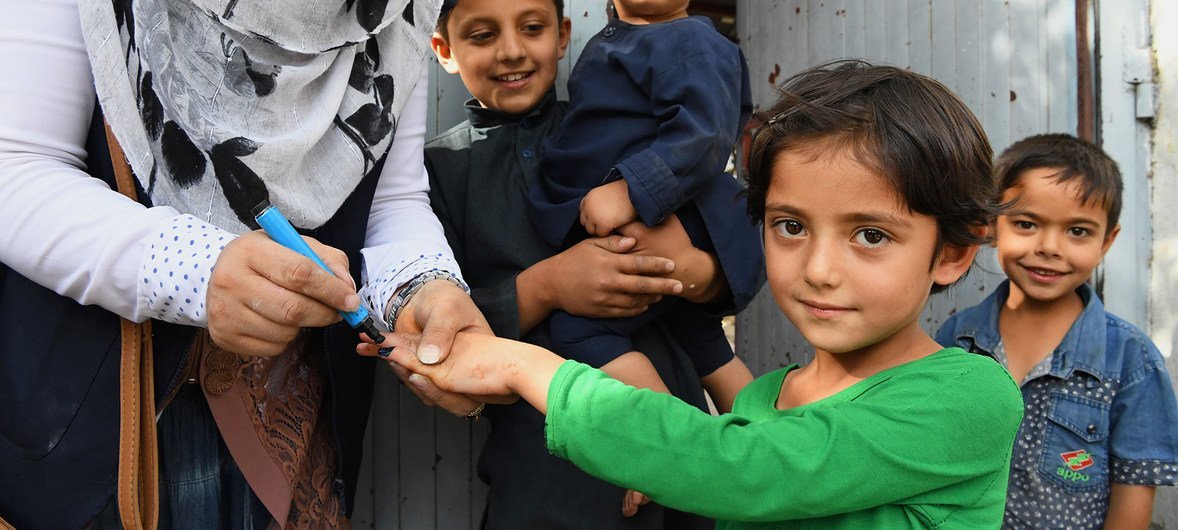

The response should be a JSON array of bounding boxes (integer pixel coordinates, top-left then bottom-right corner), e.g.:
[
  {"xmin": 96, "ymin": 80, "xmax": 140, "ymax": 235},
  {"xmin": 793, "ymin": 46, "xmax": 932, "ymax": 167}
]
[{"xmin": 79, "ymin": 0, "xmax": 441, "ymax": 233}]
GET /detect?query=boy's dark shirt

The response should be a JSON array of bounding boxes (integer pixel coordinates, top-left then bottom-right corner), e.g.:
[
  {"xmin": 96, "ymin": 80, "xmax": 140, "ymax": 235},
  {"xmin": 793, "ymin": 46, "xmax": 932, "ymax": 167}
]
[
  {"xmin": 937, "ymin": 280, "xmax": 1178, "ymax": 529},
  {"xmin": 424, "ymin": 92, "xmax": 712, "ymax": 529}
]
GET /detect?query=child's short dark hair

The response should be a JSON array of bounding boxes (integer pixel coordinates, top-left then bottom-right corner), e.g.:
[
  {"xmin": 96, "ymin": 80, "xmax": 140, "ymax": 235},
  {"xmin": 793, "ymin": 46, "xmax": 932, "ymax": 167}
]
[
  {"xmin": 436, "ymin": 0, "xmax": 566, "ymax": 41},
  {"xmin": 745, "ymin": 60, "xmax": 998, "ymax": 293},
  {"xmin": 993, "ymin": 133, "xmax": 1122, "ymax": 231}
]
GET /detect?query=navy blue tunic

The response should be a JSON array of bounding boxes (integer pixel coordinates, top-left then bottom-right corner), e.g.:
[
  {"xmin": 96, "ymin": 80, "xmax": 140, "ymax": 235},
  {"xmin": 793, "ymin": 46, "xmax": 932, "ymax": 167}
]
[{"xmin": 530, "ymin": 16, "xmax": 763, "ymax": 369}]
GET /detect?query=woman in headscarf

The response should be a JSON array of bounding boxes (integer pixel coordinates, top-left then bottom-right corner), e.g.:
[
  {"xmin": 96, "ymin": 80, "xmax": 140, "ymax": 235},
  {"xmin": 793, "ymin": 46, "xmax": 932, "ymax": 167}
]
[{"xmin": 0, "ymin": 0, "xmax": 493, "ymax": 526}]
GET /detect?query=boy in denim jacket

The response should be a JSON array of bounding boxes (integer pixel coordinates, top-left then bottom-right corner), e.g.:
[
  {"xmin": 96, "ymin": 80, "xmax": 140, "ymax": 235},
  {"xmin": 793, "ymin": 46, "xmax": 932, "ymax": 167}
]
[{"xmin": 937, "ymin": 133, "xmax": 1178, "ymax": 529}]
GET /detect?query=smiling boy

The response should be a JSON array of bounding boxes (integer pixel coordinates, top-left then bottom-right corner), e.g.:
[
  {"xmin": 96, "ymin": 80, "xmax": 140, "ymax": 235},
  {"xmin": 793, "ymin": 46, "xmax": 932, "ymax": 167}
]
[
  {"xmin": 421, "ymin": 0, "xmax": 723, "ymax": 527},
  {"xmin": 938, "ymin": 133, "xmax": 1178, "ymax": 529}
]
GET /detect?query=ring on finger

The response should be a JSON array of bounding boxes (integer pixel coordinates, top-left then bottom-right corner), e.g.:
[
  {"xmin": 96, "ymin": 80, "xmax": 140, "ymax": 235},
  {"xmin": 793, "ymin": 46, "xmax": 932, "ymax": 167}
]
[{"xmin": 467, "ymin": 402, "xmax": 486, "ymax": 420}]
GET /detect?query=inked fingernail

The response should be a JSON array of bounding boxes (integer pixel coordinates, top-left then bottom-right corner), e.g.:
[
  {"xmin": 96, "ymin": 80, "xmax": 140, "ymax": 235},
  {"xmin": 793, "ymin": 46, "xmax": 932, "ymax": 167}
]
[
  {"xmin": 408, "ymin": 373, "xmax": 429, "ymax": 389},
  {"xmin": 418, "ymin": 345, "xmax": 441, "ymax": 364},
  {"xmin": 377, "ymin": 347, "xmax": 392, "ymax": 358}
]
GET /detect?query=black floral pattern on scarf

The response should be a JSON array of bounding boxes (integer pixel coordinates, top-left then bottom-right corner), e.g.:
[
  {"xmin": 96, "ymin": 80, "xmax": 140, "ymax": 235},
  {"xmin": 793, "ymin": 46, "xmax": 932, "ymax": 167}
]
[
  {"xmin": 401, "ymin": 0, "xmax": 415, "ymax": 25},
  {"xmin": 221, "ymin": 35, "xmax": 281, "ymax": 97},
  {"xmin": 139, "ymin": 72, "xmax": 164, "ymax": 140},
  {"xmin": 346, "ymin": 0, "xmax": 390, "ymax": 32},
  {"xmin": 337, "ymin": 37, "xmax": 396, "ymax": 173},
  {"xmin": 161, "ymin": 121, "xmax": 206, "ymax": 188},
  {"xmin": 209, "ymin": 137, "xmax": 268, "ymax": 227}
]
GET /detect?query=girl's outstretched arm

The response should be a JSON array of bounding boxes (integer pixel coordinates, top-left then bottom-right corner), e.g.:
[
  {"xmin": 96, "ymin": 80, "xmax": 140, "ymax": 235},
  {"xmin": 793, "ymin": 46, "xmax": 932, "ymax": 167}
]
[
  {"xmin": 375, "ymin": 332, "xmax": 564, "ymax": 413},
  {"xmin": 370, "ymin": 335, "xmax": 1022, "ymax": 524}
]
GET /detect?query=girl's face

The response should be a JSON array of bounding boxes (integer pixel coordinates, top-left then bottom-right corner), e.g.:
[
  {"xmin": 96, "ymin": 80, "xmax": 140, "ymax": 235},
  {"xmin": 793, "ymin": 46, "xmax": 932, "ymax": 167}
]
[{"xmin": 762, "ymin": 143, "xmax": 971, "ymax": 359}]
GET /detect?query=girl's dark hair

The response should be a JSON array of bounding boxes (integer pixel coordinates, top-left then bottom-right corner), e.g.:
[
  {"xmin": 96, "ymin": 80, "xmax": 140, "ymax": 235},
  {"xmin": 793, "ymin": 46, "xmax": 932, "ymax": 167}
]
[
  {"xmin": 993, "ymin": 133, "xmax": 1122, "ymax": 232},
  {"xmin": 745, "ymin": 60, "xmax": 999, "ymax": 293}
]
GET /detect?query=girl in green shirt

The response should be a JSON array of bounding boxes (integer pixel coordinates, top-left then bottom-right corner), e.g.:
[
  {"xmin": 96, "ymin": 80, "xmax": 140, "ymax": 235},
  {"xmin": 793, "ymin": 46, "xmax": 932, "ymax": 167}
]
[{"xmin": 364, "ymin": 60, "xmax": 1024, "ymax": 529}]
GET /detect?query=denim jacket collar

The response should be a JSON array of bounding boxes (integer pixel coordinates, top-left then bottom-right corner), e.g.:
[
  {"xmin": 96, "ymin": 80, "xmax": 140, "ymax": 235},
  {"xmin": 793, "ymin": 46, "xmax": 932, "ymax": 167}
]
[
  {"xmin": 464, "ymin": 89, "xmax": 559, "ymax": 129},
  {"xmin": 953, "ymin": 280, "xmax": 1109, "ymax": 381}
]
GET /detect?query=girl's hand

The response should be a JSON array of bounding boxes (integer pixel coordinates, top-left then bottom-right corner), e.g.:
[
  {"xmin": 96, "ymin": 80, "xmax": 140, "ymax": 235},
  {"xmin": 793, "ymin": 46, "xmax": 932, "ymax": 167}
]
[
  {"xmin": 378, "ymin": 332, "xmax": 564, "ymax": 414},
  {"xmin": 580, "ymin": 179, "xmax": 639, "ymax": 236},
  {"xmin": 208, "ymin": 231, "xmax": 358, "ymax": 357}
]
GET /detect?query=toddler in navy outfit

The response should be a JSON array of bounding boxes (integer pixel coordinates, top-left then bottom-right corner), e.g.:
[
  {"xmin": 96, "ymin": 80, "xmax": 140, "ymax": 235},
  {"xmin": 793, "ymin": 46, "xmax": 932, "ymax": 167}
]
[{"xmin": 530, "ymin": 0, "xmax": 764, "ymax": 403}]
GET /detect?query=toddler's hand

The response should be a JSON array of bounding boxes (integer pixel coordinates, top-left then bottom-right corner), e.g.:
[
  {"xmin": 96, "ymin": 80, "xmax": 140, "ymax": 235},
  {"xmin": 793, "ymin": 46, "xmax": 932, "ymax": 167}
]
[
  {"xmin": 580, "ymin": 179, "xmax": 638, "ymax": 236},
  {"xmin": 622, "ymin": 489, "xmax": 651, "ymax": 517}
]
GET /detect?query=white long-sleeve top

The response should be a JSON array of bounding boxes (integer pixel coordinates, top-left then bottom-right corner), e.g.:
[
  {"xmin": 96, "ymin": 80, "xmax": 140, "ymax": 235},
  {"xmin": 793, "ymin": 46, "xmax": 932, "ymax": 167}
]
[{"xmin": 0, "ymin": 0, "xmax": 462, "ymax": 328}]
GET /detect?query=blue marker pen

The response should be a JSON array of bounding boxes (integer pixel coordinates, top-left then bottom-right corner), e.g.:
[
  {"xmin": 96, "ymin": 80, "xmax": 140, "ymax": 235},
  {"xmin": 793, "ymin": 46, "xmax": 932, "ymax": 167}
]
[{"xmin": 252, "ymin": 200, "xmax": 386, "ymax": 344}]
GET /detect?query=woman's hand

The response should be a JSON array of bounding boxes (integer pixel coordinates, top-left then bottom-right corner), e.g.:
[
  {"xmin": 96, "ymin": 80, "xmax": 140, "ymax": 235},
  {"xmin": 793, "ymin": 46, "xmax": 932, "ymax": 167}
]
[
  {"xmin": 357, "ymin": 279, "xmax": 517, "ymax": 415},
  {"xmin": 392, "ymin": 279, "xmax": 494, "ymax": 363},
  {"xmin": 207, "ymin": 231, "xmax": 358, "ymax": 357}
]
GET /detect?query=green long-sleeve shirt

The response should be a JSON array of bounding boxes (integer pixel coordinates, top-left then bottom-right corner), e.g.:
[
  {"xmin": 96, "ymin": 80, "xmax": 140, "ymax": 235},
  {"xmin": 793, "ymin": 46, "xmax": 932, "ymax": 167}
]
[{"xmin": 545, "ymin": 347, "xmax": 1023, "ymax": 528}]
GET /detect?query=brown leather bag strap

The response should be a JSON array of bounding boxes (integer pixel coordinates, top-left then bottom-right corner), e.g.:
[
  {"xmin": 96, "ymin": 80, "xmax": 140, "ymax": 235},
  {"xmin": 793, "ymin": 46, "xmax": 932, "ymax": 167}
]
[{"xmin": 104, "ymin": 122, "xmax": 159, "ymax": 530}]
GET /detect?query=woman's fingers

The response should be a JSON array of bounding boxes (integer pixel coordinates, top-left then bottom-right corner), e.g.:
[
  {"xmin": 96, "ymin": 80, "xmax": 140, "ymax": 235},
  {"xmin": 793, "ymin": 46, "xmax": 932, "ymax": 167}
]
[
  {"xmin": 251, "ymin": 240, "xmax": 358, "ymax": 314},
  {"xmin": 207, "ymin": 231, "xmax": 357, "ymax": 358}
]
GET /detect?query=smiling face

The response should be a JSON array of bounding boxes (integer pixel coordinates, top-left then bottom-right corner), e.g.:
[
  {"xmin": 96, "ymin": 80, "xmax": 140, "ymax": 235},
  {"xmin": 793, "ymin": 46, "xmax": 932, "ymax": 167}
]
[
  {"xmin": 763, "ymin": 142, "xmax": 976, "ymax": 359},
  {"xmin": 996, "ymin": 167, "xmax": 1120, "ymax": 307},
  {"xmin": 432, "ymin": 0, "xmax": 570, "ymax": 115}
]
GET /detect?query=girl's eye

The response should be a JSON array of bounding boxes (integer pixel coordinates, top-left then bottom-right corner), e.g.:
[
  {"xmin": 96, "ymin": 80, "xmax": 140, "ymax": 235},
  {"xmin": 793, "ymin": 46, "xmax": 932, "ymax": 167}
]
[
  {"xmin": 1013, "ymin": 220, "xmax": 1035, "ymax": 231},
  {"xmin": 774, "ymin": 219, "xmax": 806, "ymax": 238},
  {"xmin": 522, "ymin": 23, "xmax": 545, "ymax": 35},
  {"xmin": 854, "ymin": 228, "xmax": 890, "ymax": 248}
]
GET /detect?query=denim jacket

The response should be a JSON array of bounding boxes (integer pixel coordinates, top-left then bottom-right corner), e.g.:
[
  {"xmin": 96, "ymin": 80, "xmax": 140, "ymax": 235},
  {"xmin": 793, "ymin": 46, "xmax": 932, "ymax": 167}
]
[{"xmin": 936, "ymin": 280, "xmax": 1178, "ymax": 528}]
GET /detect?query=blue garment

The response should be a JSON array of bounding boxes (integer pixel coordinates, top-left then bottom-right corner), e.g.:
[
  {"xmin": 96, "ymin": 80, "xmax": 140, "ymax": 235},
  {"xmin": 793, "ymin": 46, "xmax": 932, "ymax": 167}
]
[
  {"xmin": 90, "ymin": 385, "xmax": 271, "ymax": 529},
  {"xmin": 936, "ymin": 280, "xmax": 1178, "ymax": 529},
  {"xmin": 531, "ymin": 15, "xmax": 763, "ymax": 369}
]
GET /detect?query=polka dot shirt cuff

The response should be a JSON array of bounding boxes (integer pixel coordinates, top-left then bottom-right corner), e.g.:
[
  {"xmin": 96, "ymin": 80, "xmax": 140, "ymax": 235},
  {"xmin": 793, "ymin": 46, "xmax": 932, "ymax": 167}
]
[
  {"xmin": 362, "ymin": 253, "xmax": 468, "ymax": 329},
  {"xmin": 1111, "ymin": 458, "xmax": 1178, "ymax": 486},
  {"xmin": 137, "ymin": 215, "xmax": 234, "ymax": 327}
]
